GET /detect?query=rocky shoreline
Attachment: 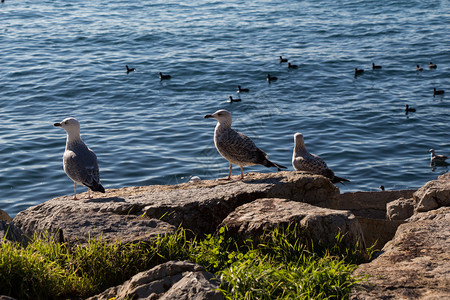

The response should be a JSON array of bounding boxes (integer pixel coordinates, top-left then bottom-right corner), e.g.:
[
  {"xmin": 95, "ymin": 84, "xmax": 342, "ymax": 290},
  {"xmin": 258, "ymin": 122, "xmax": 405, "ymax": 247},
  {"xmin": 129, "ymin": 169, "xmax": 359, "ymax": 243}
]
[{"xmin": 1, "ymin": 171, "xmax": 449, "ymax": 299}]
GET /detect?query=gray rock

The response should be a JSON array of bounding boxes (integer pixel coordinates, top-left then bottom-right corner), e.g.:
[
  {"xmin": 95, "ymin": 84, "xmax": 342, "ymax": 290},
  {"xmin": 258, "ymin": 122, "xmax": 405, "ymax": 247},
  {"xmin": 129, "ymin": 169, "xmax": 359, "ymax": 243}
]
[
  {"xmin": 221, "ymin": 198, "xmax": 365, "ymax": 251},
  {"xmin": 351, "ymin": 207, "xmax": 450, "ymax": 299},
  {"xmin": 0, "ymin": 221, "xmax": 26, "ymax": 245},
  {"xmin": 14, "ymin": 171, "xmax": 339, "ymax": 243},
  {"xmin": 414, "ymin": 172, "xmax": 450, "ymax": 212},
  {"xmin": 88, "ymin": 260, "xmax": 223, "ymax": 300},
  {"xmin": 386, "ymin": 197, "xmax": 415, "ymax": 220}
]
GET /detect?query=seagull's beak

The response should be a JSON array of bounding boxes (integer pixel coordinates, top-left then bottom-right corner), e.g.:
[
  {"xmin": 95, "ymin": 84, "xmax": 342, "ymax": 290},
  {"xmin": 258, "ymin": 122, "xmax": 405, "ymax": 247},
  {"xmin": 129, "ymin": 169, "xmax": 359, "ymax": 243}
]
[
  {"xmin": 204, "ymin": 114, "xmax": 213, "ymax": 119},
  {"xmin": 54, "ymin": 122, "xmax": 61, "ymax": 127}
]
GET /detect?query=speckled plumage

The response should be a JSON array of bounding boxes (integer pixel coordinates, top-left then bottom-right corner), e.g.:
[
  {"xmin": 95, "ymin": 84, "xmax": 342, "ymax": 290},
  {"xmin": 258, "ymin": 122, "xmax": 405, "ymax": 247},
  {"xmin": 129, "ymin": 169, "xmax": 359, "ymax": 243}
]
[
  {"xmin": 429, "ymin": 149, "xmax": 448, "ymax": 164},
  {"xmin": 205, "ymin": 109, "xmax": 286, "ymax": 179},
  {"xmin": 54, "ymin": 117, "xmax": 105, "ymax": 199},
  {"xmin": 292, "ymin": 132, "xmax": 349, "ymax": 184}
]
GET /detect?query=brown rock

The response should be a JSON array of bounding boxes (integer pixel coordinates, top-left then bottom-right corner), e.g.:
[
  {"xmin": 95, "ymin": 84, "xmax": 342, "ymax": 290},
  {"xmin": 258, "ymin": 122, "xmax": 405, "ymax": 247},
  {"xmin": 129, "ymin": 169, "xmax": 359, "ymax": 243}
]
[
  {"xmin": 351, "ymin": 207, "xmax": 450, "ymax": 299},
  {"xmin": 87, "ymin": 261, "xmax": 223, "ymax": 300},
  {"xmin": 221, "ymin": 198, "xmax": 365, "ymax": 251},
  {"xmin": 13, "ymin": 171, "xmax": 338, "ymax": 243},
  {"xmin": 0, "ymin": 209, "xmax": 13, "ymax": 222},
  {"xmin": 0, "ymin": 221, "xmax": 26, "ymax": 245},
  {"xmin": 414, "ymin": 172, "xmax": 450, "ymax": 212},
  {"xmin": 386, "ymin": 197, "xmax": 415, "ymax": 220}
]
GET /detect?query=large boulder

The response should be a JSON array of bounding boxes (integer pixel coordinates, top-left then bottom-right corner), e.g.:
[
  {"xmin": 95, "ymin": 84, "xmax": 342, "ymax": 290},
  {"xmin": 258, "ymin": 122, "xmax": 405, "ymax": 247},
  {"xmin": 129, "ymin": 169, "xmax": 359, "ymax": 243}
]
[
  {"xmin": 0, "ymin": 221, "xmax": 26, "ymax": 245},
  {"xmin": 88, "ymin": 261, "xmax": 223, "ymax": 300},
  {"xmin": 221, "ymin": 198, "xmax": 365, "ymax": 251},
  {"xmin": 414, "ymin": 172, "xmax": 450, "ymax": 212},
  {"xmin": 13, "ymin": 172, "xmax": 339, "ymax": 243},
  {"xmin": 351, "ymin": 206, "xmax": 450, "ymax": 299}
]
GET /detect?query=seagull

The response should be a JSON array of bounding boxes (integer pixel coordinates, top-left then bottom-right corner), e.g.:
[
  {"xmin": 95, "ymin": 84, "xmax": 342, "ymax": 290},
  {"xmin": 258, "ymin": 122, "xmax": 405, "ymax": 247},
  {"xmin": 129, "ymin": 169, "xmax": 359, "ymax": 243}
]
[
  {"xmin": 292, "ymin": 132, "xmax": 350, "ymax": 184},
  {"xmin": 54, "ymin": 118, "xmax": 105, "ymax": 199},
  {"xmin": 429, "ymin": 149, "xmax": 448, "ymax": 163},
  {"xmin": 126, "ymin": 65, "xmax": 136, "ymax": 74},
  {"xmin": 204, "ymin": 109, "xmax": 286, "ymax": 180},
  {"xmin": 159, "ymin": 72, "xmax": 171, "ymax": 80}
]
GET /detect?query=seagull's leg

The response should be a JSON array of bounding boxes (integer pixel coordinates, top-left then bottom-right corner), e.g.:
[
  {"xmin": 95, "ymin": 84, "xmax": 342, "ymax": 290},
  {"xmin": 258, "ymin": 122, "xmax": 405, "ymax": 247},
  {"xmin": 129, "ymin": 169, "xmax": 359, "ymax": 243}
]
[
  {"xmin": 73, "ymin": 183, "xmax": 78, "ymax": 200},
  {"xmin": 86, "ymin": 189, "xmax": 92, "ymax": 199},
  {"xmin": 218, "ymin": 163, "xmax": 233, "ymax": 181},
  {"xmin": 240, "ymin": 166, "xmax": 244, "ymax": 179}
]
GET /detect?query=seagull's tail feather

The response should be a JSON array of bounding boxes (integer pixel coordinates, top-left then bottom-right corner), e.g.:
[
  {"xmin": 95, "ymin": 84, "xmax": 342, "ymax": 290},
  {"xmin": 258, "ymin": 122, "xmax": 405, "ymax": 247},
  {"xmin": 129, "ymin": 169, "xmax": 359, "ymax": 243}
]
[
  {"xmin": 264, "ymin": 159, "xmax": 287, "ymax": 171},
  {"xmin": 87, "ymin": 181, "xmax": 106, "ymax": 193},
  {"xmin": 331, "ymin": 176, "xmax": 350, "ymax": 184}
]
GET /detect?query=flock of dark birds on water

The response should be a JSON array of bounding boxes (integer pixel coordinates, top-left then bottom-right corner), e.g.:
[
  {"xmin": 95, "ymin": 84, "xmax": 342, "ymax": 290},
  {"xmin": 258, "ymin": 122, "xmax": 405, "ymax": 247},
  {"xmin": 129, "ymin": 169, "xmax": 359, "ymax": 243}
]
[{"xmin": 49, "ymin": 56, "xmax": 447, "ymax": 199}]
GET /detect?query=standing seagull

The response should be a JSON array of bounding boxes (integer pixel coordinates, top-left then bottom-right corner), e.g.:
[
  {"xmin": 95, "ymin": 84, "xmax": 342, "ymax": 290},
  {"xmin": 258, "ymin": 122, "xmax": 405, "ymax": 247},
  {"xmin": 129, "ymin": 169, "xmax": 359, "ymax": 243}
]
[
  {"xmin": 292, "ymin": 132, "xmax": 349, "ymax": 184},
  {"xmin": 54, "ymin": 118, "xmax": 105, "ymax": 199},
  {"xmin": 204, "ymin": 109, "xmax": 286, "ymax": 180}
]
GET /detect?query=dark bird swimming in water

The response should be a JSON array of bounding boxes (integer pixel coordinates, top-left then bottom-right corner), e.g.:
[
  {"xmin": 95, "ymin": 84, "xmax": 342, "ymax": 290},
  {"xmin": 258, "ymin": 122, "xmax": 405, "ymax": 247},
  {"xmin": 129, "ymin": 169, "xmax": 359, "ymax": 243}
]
[
  {"xmin": 372, "ymin": 63, "xmax": 382, "ymax": 69},
  {"xmin": 288, "ymin": 63, "xmax": 298, "ymax": 69},
  {"xmin": 416, "ymin": 65, "xmax": 423, "ymax": 71},
  {"xmin": 237, "ymin": 85, "xmax": 249, "ymax": 93},
  {"xmin": 433, "ymin": 88, "xmax": 445, "ymax": 97},
  {"xmin": 267, "ymin": 74, "xmax": 278, "ymax": 82},
  {"xmin": 429, "ymin": 62, "xmax": 437, "ymax": 69},
  {"xmin": 405, "ymin": 104, "xmax": 416, "ymax": 113},
  {"xmin": 279, "ymin": 56, "xmax": 288, "ymax": 63},
  {"xmin": 228, "ymin": 96, "xmax": 241, "ymax": 102},
  {"xmin": 354, "ymin": 68, "xmax": 364, "ymax": 75},
  {"xmin": 126, "ymin": 65, "xmax": 136, "ymax": 73},
  {"xmin": 159, "ymin": 72, "xmax": 171, "ymax": 80}
]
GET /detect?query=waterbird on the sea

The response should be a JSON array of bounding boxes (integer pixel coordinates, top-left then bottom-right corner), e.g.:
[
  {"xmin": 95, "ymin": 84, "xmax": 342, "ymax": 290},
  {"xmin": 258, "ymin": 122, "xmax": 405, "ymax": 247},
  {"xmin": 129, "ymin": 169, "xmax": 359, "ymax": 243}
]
[
  {"xmin": 267, "ymin": 73, "xmax": 278, "ymax": 82},
  {"xmin": 288, "ymin": 63, "xmax": 298, "ymax": 69},
  {"xmin": 354, "ymin": 68, "xmax": 364, "ymax": 75},
  {"xmin": 372, "ymin": 63, "xmax": 382, "ymax": 69},
  {"xmin": 292, "ymin": 132, "xmax": 350, "ymax": 184},
  {"xmin": 237, "ymin": 85, "xmax": 249, "ymax": 93},
  {"xmin": 416, "ymin": 65, "xmax": 423, "ymax": 71},
  {"xmin": 159, "ymin": 72, "xmax": 171, "ymax": 80},
  {"xmin": 433, "ymin": 88, "xmax": 445, "ymax": 97},
  {"xmin": 279, "ymin": 56, "xmax": 288, "ymax": 63},
  {"xmin": 54, "ymin": 118, "xmax": 105, "ymax": 199},
  {"xmin": 405, "ymin": 104, "xmax": 416, "ymax": 113},
  {"xmin": 126, "ymin": 65, "xmax": 136, "ymax": 74},
  {"xmin": 379, "ymin": 185, "xmax": 385, "ymax": 191},
  {"xmin": 429, "ymin": 149, "xmax": 448, "ymax": 164},
  {"xmin": 228, "ymin": 96, "xmax": 241, "ymax": 102},
  {"xmin": 204, "ymin": 109, "xmax": 287, "ymax": 180},
  {"xmin": 429, "ymin": 62, "xmax": 437, "ymax": 69}
]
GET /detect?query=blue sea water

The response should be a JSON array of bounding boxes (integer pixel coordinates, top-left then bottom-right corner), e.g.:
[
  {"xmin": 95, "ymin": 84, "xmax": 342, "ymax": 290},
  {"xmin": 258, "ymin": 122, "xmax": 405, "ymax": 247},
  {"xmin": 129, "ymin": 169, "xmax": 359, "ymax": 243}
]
[{"xmin": 1, "ymin": 0, "xmax": 449, "ymax": 217}]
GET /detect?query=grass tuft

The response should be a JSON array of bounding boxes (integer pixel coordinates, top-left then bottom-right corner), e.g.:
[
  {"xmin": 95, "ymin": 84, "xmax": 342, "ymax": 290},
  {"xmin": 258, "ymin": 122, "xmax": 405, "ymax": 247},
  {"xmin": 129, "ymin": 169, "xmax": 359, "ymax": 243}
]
[{"xmin": 0, "ymin": 224, "xmax": 373, "ymax": 299}]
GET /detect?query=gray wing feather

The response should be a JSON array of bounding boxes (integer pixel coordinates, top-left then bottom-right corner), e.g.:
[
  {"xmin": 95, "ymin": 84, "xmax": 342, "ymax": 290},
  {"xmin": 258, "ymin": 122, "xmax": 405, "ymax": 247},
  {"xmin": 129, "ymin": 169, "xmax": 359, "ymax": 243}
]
[
  {"xmin": 64, "ymin": 143, "xmax": 100, "ymax": 187},
  {"xmin": 216, "ymin": 129, "xmax": 261, "ymax": 165}
]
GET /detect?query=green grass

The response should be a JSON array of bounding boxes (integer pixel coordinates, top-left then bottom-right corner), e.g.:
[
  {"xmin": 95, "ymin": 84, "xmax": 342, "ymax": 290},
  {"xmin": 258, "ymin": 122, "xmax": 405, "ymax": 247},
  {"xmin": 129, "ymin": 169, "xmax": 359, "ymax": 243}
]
[{"xmin": 0, "ymin": 225, "xmax": 372, "ymax": 299}]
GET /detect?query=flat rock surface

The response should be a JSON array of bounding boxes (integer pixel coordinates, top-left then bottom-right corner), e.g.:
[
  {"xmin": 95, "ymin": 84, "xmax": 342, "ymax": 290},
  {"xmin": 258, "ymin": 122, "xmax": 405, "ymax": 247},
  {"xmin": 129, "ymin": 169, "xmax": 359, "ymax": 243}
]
[
  {"xmin": 351, "ymin": 207, "xmax": 450, "ymax": 299},
  {"xmin": 88, "ymin": 260, "xmax": 223, "ymax": 300},
  {"xmin": 13, "ymin": 171, "xmax": 339, "ymax": 243},
  {"xmin": 221, "ymin": 198, "xmax": 365, "ymax": 250}
]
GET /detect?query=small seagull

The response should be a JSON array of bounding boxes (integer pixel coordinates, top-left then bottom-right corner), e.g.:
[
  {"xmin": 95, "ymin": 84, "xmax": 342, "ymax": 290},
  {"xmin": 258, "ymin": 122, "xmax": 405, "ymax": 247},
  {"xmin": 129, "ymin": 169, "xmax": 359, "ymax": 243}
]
[
  {"xmin": 126, "ymin": 65, "xmax": 136, "ymax": 74},
  {"xmin": 433, "ymin": 88, "xmax": 445, "ymax": 97},
  {"xmin": 279, "ymin": 56, "xmax": 288, "ymax": 63},
  {"xmin": 267, "ymin": 73, "xmax": 278, "ymax": 82},
  {"xmin": 429, "ymin": 149, "xmax": 448, "ymax": 163},
  {"xmin": 292, "ymin": 132, "xmax": 350, "ymax": 184},
  {"xmin": 54, "ymin": 118, "xmax": 105, "ymax": 200},
  {"xmin": 159, "ymin": 72, "xmax": 171, "ymax": 80},
  {"xmin": 354, "ymin": 68, "xmax": 364, "ymax": 75},
  {"xmin": 237, "ymin": 85, "xmax": 249, "ymax": 93},
  {"xmin": 379, "ymin": 185, "xmax": 385, "ymax": 191},
  {"xmin": 228, "ymin": 96, "xmax": 241, "ymax": 102},
  {"xmin": 204, "ymin": 109, "xmax": 287, "ymax": 180},
  {"xmin": 416, "ymin": 65, "xmax": 423, "ymax": 71},
  {"xmin": 287, "ymin": 62, "xmax": 298, "ymax": 69},
  {"xmin": 405, "ymin": 104, "xmax": 416, "ymax": 113},
  {"xmin": 429, "ymin": 62, "xmax": 437, "ymax": 69},
  {"xmin": 372, "ymin": 63, "xmax": 382, "ymax": 69}
]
